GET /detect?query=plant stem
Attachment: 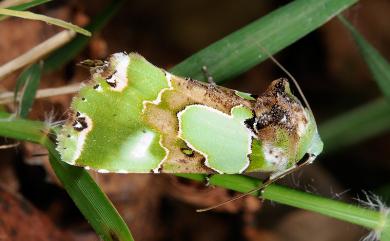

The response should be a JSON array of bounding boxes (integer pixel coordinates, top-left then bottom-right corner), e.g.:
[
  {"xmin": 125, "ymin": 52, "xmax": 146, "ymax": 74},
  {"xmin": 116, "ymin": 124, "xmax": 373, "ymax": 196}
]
[{"xmin": 178, "ymin": 174, "xmax": 389, "ymax": 236}]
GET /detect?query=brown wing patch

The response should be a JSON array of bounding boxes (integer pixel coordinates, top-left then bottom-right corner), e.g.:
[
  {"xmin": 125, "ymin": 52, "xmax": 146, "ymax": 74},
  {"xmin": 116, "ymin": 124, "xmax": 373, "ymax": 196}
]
[{"xmin": 142, "ymin": 75, "xmax": 254, "ymax": 173}]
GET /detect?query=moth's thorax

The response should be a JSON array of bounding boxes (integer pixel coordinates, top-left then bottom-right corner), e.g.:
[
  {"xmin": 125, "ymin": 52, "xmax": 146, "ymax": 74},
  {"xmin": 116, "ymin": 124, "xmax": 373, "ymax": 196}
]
[
  {"xmin": 252, "ymin": 79, "xmax": 309, "ymax": 138},
  {"xmin": 242, "ymin": 78, "xmax": 320, "ymax": 169}
]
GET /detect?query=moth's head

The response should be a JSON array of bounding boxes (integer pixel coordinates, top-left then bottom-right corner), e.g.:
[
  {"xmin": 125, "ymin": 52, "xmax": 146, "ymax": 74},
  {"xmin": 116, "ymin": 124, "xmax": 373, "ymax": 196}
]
[{"xmin": 248, "ymin": 78, "xmax": 323, "ymax": 164}]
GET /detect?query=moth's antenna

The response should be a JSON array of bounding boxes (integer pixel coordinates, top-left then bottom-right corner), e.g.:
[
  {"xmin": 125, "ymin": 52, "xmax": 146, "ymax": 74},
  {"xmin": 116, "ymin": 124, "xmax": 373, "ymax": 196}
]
[
  {"xmin": 257, "ymin": 45, "xmax": 313, "ymax": 115},
  {"xmin": 196, "ymin": 183, "xmax": 267, "ymax": 212}
]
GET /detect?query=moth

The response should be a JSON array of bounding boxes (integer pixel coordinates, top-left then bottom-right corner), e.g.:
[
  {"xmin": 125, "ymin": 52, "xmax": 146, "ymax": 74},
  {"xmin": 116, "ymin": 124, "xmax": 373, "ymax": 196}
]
[{"xmin": 57, "ymin": 52, "xmax": 323, "ymax": 210}]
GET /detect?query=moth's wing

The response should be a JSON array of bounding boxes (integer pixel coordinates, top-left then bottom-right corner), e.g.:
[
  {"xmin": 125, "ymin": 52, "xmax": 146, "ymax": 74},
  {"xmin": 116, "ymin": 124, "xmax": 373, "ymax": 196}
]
[
  {"xmin": 57, "ymin": 53, "xmax": 172, "ymax": 173},
  {"xmin": 57, "ymin": 53, "xmax": 255, "ymax": 173},
  {"xmin": 142, "ymin": 76, "xmax": 258, "ymax": 174}
]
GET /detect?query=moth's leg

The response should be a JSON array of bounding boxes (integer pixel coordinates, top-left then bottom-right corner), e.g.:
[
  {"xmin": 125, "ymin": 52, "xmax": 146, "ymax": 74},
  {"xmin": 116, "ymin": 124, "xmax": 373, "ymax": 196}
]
[
  {"xmin": 258, "ymin": 154, "xmax": 314, "ymax": 194},
  {"xmin": 201, "ymin": 65, "xmax": 216, "ymax": 85},
  {"xmin": 31, "ymin": 152, "xmax": 49, "ymax": 157},
  {"xmin": 204, "ymin": 174, "xmax": 213, "ymax": 187},
  {"xmin": 196, "ymin": 153, "xmax": 316, "ymax": 212}
]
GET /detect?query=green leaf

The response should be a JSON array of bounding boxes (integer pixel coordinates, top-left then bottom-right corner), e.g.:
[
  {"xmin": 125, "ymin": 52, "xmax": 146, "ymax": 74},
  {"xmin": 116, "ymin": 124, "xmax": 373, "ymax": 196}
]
[
  {"xmin": 7, "ymin": 0, "xmax": 51, "ymax": 10},
  {"xmin": 320, "ymin": 98, "xmax": 390, "ymax": 152},
  {"xmin": 339, "ymin": 16, "xmax": 390, "ymax": 100},
  {"xmin": 179, "ymin": 173, "xmax": 389, "ymax": 239},
  {"xmin": 0, "ymin": 111, "xmax": 134, "ymax": 241},
  {"xmin": 43, "ymin": 0, "xmax": 125, "ymax": 73},
  {"xmin": 0, "ymin": 0, "xmax": 51, "ymax": 21},
  {"xmin": 171, "ymin": 0, "xmax": 358, "ymax": 83},
  {"xmin": 0, "ymin": 8, "xmax": 90, "ymax": 36},
  {"xmin": 47, "ymin": 143, "xmax": 134, "ymax": 241},
  {"xmin": 14, "ymin": 63, "xmax": 42, "ymax": 118}
]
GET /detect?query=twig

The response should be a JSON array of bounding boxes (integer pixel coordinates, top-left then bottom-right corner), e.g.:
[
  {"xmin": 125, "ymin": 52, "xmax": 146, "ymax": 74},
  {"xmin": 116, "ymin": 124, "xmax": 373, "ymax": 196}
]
[
  {"xmin": 0, "ymin": 30, "xmax": 76, "ymax": 80},
  {"xmin": 0, "ymin": 83, "xmax": 81, "ymax": 104},
  {"xmin": 0, "ymin": 0, "xmax": 29, "ymax": 8},
  {"xmin": 0, "ymin": 142, "xmax": 20, "ymax": 149}
]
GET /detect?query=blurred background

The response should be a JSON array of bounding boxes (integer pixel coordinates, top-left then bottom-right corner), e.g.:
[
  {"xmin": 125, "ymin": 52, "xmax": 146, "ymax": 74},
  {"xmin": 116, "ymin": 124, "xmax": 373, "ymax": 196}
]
[{"xmin": 0, "ymin": 0, "xmax": 389, "ymax": 240}]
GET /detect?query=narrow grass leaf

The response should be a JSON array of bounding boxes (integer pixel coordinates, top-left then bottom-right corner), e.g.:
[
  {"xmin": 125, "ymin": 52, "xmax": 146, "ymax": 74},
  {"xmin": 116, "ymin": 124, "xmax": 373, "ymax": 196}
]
[
  {"xmin": 339, "ymin": 16, "xmax": 390, "ymax": 100},
  {"xmin": 0, "ymin": 112, "xmax": 134, "ymax": 241},
  {"xmin": 46, "ymin": 142, "xmax": 134, "ymax": 241},
  {"xmin": 171, "ymin": 0, "xmax": 358, "ymax": 83},
  {"xmin": 7, "ymin": 0, "xmax": 51, "ymax": 10},
  {"xmin": 14, "ymin": 63, "xmax": 42, "ymax": 118},
  {"xmin": 0, "ymin": 0, "xmax": 51, "ymax": 21},
  {"xmin": 43, "ymin": 0, "xmax": 125, "ymax": 73},
  {"xmin": 179, "ymin": 173, "xmax": 387, "ymax": 234},
  {"xmin": 0, "ymin": 8, "xmax": 90, "ymax": 36},
  {"xmin": 320, "ymin": 98, "xmax": 390, "ymax": 152}
]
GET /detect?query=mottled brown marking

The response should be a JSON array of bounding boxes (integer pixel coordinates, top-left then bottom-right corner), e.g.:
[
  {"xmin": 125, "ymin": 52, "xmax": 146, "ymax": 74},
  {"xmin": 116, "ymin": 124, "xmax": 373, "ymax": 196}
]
[{"xmin": 249, "ymin": 78, "xmax": 310, "ymax": 164}]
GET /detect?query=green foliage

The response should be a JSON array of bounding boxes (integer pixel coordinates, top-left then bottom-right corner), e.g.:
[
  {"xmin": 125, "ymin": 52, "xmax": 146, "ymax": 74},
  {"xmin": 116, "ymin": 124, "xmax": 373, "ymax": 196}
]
[
  {"xmin": 0, "ymin": 8, "xmax": 90, "ymax": 36},
  {"xmin": 320, "ymin": 98, "xmax": 390, "ymax": 152},
  {"xmin": 0, "ymin": 0, "xmax": 51, "ymax": 21},
  {"xmin": 339, "ymin": 16, "xmax": 390, "ymax": 100},
  {"xmin": 43, "ymin": 0, "xmax": 125, "ymax": 73},
  {"xmin": 14, "ymin": 63, "xmax": 42, "ymax": 118},
  {"xmin": 171, "ymin": 0, "xmax": 358, "ymax": 83}
]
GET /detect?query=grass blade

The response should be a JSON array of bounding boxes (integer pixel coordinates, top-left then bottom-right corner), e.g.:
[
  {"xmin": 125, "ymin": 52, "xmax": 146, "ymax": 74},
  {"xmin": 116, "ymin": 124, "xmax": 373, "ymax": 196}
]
[
  {"xmin": 43, "ymin": 0, "xmax": 125, "ymax": 73},
  {"xmin": 320, "ymin": 98, "xmax": 390, "ymax": 152},
  {"xmin": 0, "ymin": 8, "xmax": 90, "ymax": 36},
  {"xmin": 7, "ymin": 0, "xmax": 51, "ymax": 10},
  {"xmin": 0, "ymin": 0, "xmax": 122, "ymax": 78},
  {"xmin": 14, "ymin": 63, "xmax": 42, "ymax": 118},
  {"xmin": 0, "ymin": 111, "xmax": 134, "ymax": 241},
  {"xmin": 339, "ymin": 16, "xmax": 390, "ymax": 100},
  {"xmin": 178, "ymin": 173, "xmax": 390, "ymax": 240},
  {"xmin": 171, "ymin": 0, "xmax": 358, "ymax": 83},
  {"xmin": 0, "ymin": 0, "xmax": 51, "ymax": 21}
]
